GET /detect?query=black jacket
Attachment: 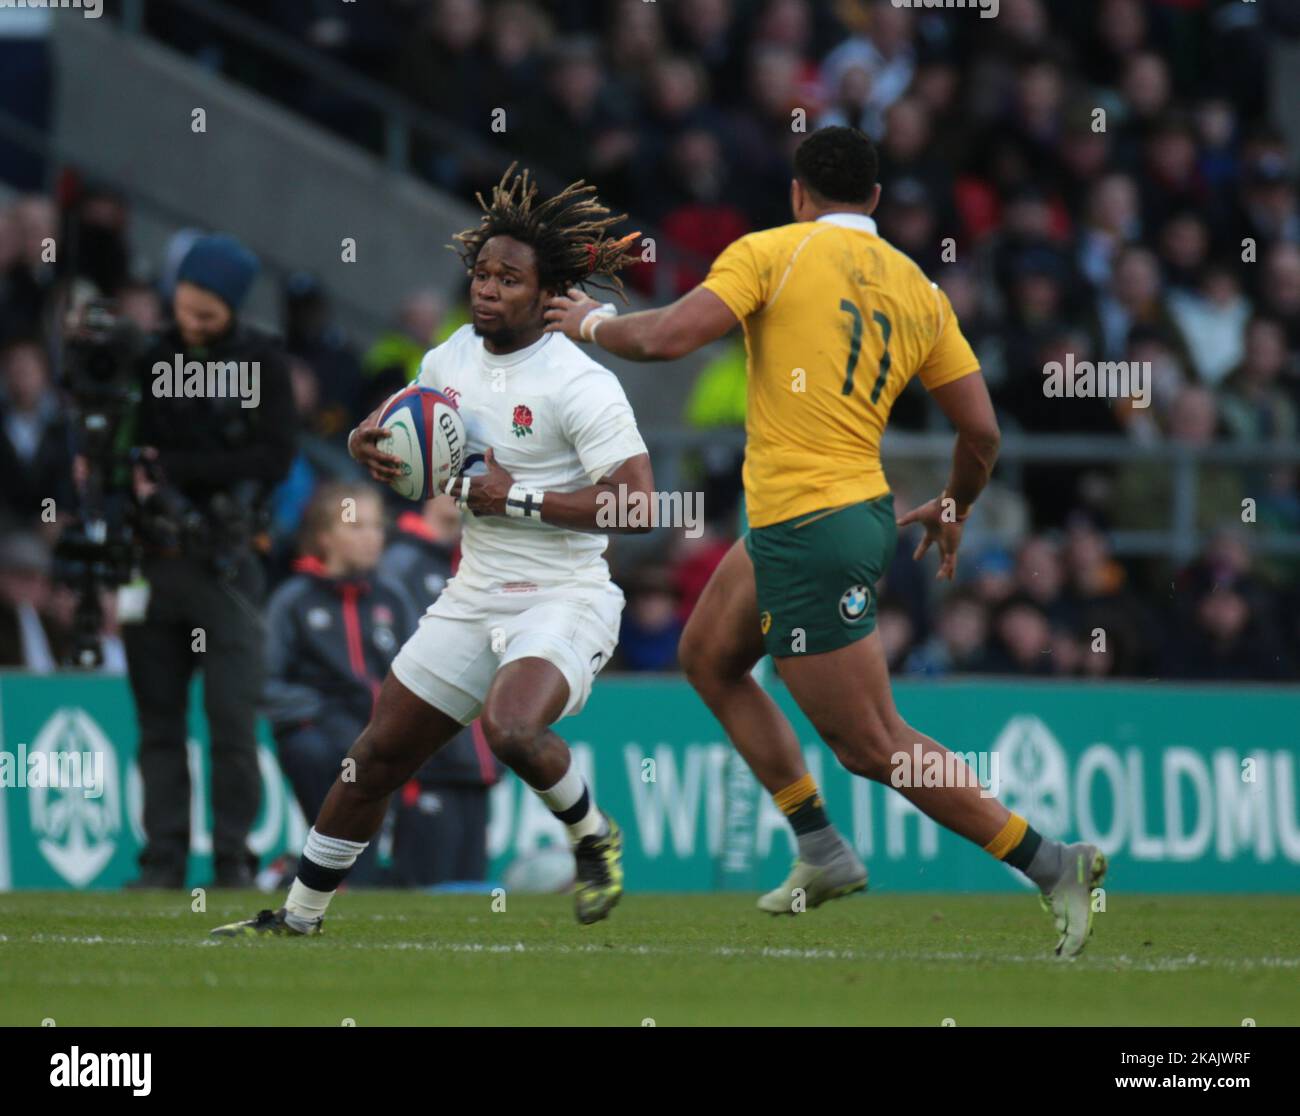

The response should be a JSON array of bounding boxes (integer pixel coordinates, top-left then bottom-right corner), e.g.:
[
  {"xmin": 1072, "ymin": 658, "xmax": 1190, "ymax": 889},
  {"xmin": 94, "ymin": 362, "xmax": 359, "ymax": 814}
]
[
  {"xmin": 0, "ymin": 396, "xmax": 74, "ymax": 528},
  {"xmin": 263, "ymin": 557, "xmax": 417, "ymax": 729},
  {"xmin": 376, "ymin": 511, "xmax": 456, "ymax": 608},
  {"xmin": 133, "ymin": 322, "xmax": 296, "ymax": 508},
  {"xmin": 0, "ymin": 601, "xmax": 70, "ymax": 669},
  {"xmin": 263, "ymin": 556, "xmax": 499, "ymax": 787}
]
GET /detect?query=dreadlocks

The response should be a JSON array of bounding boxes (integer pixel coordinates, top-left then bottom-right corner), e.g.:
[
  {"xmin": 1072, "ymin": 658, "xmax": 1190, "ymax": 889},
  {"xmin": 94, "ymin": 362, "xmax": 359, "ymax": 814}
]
[{"xmin": 452, "ymin": 163, "xmax": 641, "ymax": 301}]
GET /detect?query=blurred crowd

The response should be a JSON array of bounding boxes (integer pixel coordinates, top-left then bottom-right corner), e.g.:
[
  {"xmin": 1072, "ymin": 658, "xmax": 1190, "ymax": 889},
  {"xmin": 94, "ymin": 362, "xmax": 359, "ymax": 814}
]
[
  {"xmin": 3, "ymin": 0, "xmax": 1299, "ymax": 682},
  {"xmin": 615, "ymin": 514, "xmax": 1300, "ymax": 682}
]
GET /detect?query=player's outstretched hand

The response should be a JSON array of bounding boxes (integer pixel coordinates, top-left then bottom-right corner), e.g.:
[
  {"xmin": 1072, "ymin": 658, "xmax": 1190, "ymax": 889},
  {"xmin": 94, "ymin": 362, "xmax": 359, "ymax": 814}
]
[
  {"xmin": 896, "ymin": 496, "xmax": 965, "ymax": 581},
  {"xmin": 544, "ymin": 287, "xmax": 601, "ymax": 341},
  {"xmin": 347, "ymin": 421, "xmax": 403, "ymax": 485},
  {"xmin": 464, "ymin": 447, "xmax": 515, "ymax": 516}
]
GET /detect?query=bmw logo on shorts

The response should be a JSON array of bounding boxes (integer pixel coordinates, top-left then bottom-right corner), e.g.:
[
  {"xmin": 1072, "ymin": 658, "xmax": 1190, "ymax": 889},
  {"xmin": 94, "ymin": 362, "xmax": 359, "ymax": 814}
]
[{"xmin": 839, "ymin": 584, "xmax": 871, "ymax": 623}]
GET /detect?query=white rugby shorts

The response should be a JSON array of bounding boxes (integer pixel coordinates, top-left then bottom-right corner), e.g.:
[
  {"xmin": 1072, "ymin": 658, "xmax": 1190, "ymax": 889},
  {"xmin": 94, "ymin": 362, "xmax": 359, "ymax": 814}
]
[{"xmin": 391, "ymin": 579, "xmax": 624, "ymax": 725}]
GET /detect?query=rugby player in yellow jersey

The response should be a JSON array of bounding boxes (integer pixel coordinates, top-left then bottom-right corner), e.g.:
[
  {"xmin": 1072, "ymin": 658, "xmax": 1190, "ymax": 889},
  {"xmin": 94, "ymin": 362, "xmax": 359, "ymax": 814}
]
[{"xmin": 546, "ymin": 127, "xmax": 1106, "ymax": 957}]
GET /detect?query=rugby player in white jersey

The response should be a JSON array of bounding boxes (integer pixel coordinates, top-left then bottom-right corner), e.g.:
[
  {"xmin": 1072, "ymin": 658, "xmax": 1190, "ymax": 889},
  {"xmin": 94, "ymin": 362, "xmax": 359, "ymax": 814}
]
[{"xmin": 212, "ymin": 167, "xmax": 649, "ymax": 935}]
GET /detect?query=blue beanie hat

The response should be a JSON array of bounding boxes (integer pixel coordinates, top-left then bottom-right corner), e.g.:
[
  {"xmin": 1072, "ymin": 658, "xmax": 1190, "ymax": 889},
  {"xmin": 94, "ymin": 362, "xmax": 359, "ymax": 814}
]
[{"xmin": 177, "ymin": 233, "xmax": 260, "ymax": 313}]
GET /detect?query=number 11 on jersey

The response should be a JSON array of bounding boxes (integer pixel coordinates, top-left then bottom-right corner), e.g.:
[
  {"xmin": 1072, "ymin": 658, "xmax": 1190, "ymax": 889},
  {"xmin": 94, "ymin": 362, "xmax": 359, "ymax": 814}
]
[{"xmin": 838, "ymin": 299, "xmax": 892, "ymax": 403}]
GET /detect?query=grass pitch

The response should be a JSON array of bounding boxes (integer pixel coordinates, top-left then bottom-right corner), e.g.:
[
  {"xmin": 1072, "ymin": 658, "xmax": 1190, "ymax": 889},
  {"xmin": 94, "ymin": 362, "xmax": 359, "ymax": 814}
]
[{"xmin": 1, "ymin": 891, "xmax": 1296, "ymax": 1027}]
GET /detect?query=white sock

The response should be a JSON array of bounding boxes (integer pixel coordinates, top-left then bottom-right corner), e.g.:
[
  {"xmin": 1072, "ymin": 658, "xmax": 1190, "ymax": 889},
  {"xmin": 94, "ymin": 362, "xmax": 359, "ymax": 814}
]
[
  {"xmin": 284, "ymin": 879, "xmax": 334, "ymax": 928},
  {"xmin": 284, "ymin": 827, "xmax": 369, "ymax": 927},
  {"xmin": 536, "ymin": 759, "xmax": 607, "ymax": 843},
  {"xmin": 300, "ymin": 826, "xmax": 370, "ymax": 871}
]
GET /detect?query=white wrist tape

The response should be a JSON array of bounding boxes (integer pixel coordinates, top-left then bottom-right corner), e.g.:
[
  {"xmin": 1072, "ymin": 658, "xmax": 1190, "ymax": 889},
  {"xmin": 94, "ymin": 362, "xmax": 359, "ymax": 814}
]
[
  {"xmin": 505, "ymin": 483, "xmax": 545, "ymax": 520},
  {"xmin": 579, "ymin": 303, "xmax": 617, "ymax": 342},
  {"xmin": 444, "ymin": 475, "xmax": 471, "ymax": 508}
]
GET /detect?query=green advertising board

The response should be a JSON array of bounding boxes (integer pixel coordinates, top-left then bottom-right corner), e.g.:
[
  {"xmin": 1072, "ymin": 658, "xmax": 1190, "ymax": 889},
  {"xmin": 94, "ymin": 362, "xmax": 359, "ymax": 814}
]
[{"xmin": 1, "ymin": 671, "xmax": 1298, "ymax": 892}]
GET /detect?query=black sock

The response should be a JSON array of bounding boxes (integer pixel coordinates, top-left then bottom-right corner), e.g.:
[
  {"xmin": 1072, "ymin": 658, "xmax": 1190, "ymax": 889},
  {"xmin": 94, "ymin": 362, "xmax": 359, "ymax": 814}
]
[
  {"xmin": 295, "ymin": 853, "xmax": 350, "ymax": 893},
  {"xmin": 1003, "ymin": 825, "xmax": 1044, "ymax": 872},
  {"xmin": 788, "ymin": 795, "xmax": 831, "ymax": 836}
]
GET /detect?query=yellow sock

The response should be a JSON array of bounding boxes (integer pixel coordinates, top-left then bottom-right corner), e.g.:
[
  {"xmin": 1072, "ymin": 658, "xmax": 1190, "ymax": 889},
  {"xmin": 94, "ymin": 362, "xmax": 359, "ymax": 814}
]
[
  {"xmin": 773, "ymin": 774, "xmax": 830, "ymax": 836},
  {"xmin": 773, "ymin": 773, "xmax": 820, "ymax": 814},
  {"xmin": 983, "ymin": 812, "xmax": 1028, "ymax": 860},
  {"xmin": 983, "ymin": 812, "xmax": 1044, "ymax": 871}
]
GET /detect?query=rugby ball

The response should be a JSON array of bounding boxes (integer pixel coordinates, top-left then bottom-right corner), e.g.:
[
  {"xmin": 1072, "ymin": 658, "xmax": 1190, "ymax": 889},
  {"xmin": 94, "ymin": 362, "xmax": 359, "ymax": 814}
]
[
  {"xmin": 502, "ymin": 847, "xmax": 577, "ymax": 894},
  {"xmin": 376, "ymin": 385, "xmax": 465, "ymax": 501}
]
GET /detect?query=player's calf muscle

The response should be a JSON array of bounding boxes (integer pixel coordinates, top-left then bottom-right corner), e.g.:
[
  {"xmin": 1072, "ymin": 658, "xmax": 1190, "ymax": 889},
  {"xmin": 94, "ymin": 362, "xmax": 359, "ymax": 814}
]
[
  {"xmin": 327, "ymin": 686, "xmax": 465, "ymax": 811},
  {"xmin": 342, "ymin": 728, "xmax": 413, "ymax": 799},
  {"xmin": 481, "ymin": 716, "xmax": 567, "ymax": 786},
  {"xmin": 679, "ymin": 626, "xmax": 742, "ymax": 691},
  {"xmin": 678, "ymin": 596, "xmax": 761, "ymax": 690},
  {"xmin": 819, "ymin": 720, "xmax": 898, "ymax": 782}
]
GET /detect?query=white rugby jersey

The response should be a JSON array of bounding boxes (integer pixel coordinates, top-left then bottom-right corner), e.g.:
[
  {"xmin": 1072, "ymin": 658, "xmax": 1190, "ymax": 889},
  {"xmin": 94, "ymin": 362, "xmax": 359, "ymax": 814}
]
[{"xmin": 415, "ymin": 325, "xmax": 648, "ymax": 595}]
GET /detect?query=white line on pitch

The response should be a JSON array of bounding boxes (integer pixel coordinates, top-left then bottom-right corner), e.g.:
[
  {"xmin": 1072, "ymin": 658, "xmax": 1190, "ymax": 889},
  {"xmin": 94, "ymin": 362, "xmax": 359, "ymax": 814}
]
[{"xmin": 5, "ymin": 933, "xmax": 1300, "ymax": 973}]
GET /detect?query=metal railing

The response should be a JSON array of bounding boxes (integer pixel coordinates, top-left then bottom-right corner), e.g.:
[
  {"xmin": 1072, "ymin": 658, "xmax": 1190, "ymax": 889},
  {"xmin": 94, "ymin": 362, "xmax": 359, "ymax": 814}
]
[
  {"xmin": 116, "ymin": 0, "xmax": 713, "ymax": 303},
  {"xmin": 641, "ymin": 429, "xmax": 1300, "ymax": 563}
]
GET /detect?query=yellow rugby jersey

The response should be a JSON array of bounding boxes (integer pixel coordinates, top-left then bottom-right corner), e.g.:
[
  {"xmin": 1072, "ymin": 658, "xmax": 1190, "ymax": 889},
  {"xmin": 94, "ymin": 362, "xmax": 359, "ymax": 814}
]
[{"xmin": 701, "ymin": 213, "xmax": 980, "ymax": 527}]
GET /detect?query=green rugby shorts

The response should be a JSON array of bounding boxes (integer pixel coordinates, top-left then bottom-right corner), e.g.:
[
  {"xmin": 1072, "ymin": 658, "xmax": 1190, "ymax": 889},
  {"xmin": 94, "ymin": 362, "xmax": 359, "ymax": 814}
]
[{"xmin": 744, "ymin": 494, "xmax": 897, "ymax": 658}]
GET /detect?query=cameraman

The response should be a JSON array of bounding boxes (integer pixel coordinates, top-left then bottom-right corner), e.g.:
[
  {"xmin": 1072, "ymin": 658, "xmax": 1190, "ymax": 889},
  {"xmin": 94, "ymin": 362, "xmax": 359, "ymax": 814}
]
[{"xmin": 123, "ymin": 234, "xmax": 294, "ymax": 889}]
